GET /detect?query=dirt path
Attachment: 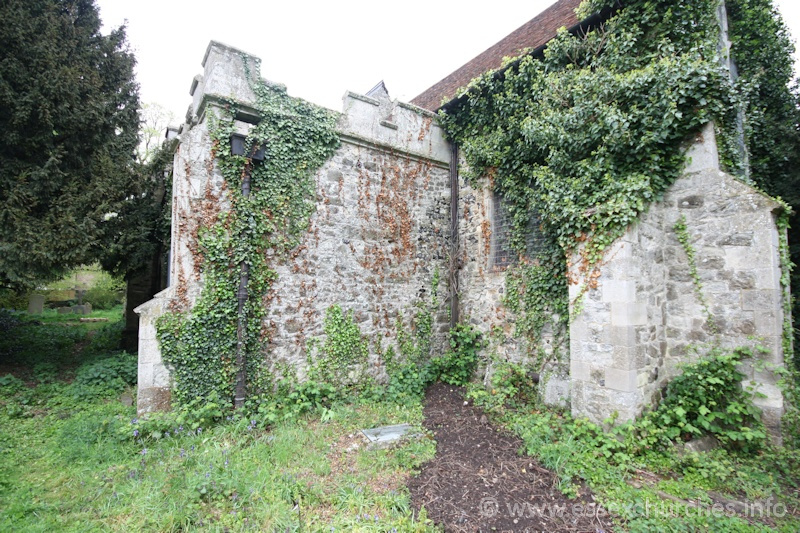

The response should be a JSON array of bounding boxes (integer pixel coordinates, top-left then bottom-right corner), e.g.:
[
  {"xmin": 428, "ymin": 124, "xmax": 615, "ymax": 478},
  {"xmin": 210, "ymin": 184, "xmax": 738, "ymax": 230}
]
[{"xmin": 408, "ymin": 382, "xmax": 613, "ymax": 532}]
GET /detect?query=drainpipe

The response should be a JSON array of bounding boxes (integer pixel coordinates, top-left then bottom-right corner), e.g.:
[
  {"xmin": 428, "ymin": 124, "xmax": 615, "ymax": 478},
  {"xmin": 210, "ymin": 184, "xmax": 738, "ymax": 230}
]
[
  {"xmin": 231, "ymin": 133, "xmax": 265, "ymax": 409},
  {"xmin": 234, "ymin": 168, "xmax": 251, "ymax": 410},
  {"xmin": 449, "ymin": 142, "xmax": 460, "ymax": 329}
]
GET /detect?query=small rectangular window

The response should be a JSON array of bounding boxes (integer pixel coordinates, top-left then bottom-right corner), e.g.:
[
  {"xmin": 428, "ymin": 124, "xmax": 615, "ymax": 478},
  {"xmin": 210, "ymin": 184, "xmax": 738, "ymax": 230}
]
[{"xmin": 491, "ymin": 192, "xmax": 546, "ymax": 269}]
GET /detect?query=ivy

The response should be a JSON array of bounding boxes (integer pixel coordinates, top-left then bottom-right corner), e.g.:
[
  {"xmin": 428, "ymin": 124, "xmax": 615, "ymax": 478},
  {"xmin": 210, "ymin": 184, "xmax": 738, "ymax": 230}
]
[
  {"xmin": 431, "ymin": 323, "xmax": 485, "ymax": 386},
  {"xmin": 635, "ymin": 346, "xmax": 768, "ymax": 453},
  {"xmin": 307, "ymin": 305, "xmax": 369, "ymax": 389},
  {"xmin": 157, "ymin": 66, "xmax": 339, "ymax": 406},
  {"xmin": 439, "ymin": 0, "xmax": 796, "ymax": 363},
  {"xmin": 673, "ymin": 215, "xmax": 716, "ymax": 334}
]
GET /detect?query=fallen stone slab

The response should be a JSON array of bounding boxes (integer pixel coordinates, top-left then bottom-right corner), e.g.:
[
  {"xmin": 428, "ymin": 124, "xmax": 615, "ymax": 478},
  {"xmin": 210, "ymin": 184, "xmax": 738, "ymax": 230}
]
[{"xmin": 360, "ymin": 423, "xmax": 420, "ymax": 450}]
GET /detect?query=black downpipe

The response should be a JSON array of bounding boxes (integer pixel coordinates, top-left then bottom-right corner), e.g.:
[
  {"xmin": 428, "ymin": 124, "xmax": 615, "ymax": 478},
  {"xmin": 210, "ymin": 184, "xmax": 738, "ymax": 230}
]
[
  {"xmin": 234, "ymin": 164, "xmax": 252, "ymax": 409},
  {"xmin": 449, "ymin": 143, "xmax": 460, "ymax": 329}
]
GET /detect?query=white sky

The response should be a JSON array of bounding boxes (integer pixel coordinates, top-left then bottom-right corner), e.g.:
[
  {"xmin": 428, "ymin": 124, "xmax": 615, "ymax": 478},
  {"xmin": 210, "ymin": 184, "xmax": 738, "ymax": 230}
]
[{"xmin": 96, "ymin": 0, "xmax": 800, "ymax": 122}]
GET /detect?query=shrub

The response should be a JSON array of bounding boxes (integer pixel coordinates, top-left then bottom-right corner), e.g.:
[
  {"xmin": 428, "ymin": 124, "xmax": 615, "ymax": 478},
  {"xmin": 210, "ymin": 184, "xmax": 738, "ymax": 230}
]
[
  {"xmin": 87, "ymin": 321, "xmax": 124, "ymax": 354},
  {"xmin": 0, "ymin": 309, "xmax": 22, "ymax": 332},
  {"xmin": 636, "ymin": 347, "xmax": 767, "ymax": 452},
  {"xmin": 83, "ymin": 287, "xmax": 123, "ymax": 310},
  {"xmin": 72, "ymin": 352, "xmax": 137, "ymax": 399},
  {"xmin": 0, "ymin": 290, "xmax": 28, "ymax": 311},
  {"xmin": 386, "ymin": 361, "xmax": 432, "ymax": 402},
  {"xmin": 432, "ymin": 324, "xmax": 484, "ymax": 386}
]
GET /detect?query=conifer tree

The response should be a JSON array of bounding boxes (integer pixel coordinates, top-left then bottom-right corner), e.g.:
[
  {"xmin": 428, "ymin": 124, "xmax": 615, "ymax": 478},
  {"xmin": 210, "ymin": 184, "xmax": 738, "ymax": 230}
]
[{"xmin": 0, "ymin": 0, "xmax": 140, "ymax": 290}]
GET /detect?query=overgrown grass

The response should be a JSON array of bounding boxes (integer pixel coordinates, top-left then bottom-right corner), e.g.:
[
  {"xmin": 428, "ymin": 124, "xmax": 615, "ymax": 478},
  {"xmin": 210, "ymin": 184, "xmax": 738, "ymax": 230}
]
[
  {"xmin": 468, "ymin": 357, "xmax": 800, "ymax": 532},
  {"xmin": 0, "ymin": 310, "xmax": 436, "ymax": 531}
]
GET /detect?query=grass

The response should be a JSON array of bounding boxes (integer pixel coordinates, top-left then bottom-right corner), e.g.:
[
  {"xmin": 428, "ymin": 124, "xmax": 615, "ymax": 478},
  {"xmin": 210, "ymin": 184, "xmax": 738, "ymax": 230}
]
[
  {"xmin": 0, "ymin": 401, "xmax": 435, "ymax": 531},
  {"xmin": 0, "ymin": 308, "xmax": 437, "ymax": 532},
  {"xmin": 470, "ymin": 390, "xmax": 800, "ymax": 532},
  {"xmin": 33, "ymin": 305, "xmax": 125, "ymax": 326},
  {"xmin": 5, "ymin": 305, "xmax": 799, "ymax": 531}
]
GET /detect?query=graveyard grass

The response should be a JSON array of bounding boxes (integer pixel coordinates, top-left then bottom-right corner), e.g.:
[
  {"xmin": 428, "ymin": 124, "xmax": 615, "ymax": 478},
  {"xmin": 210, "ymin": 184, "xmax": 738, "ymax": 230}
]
[
  {"xmin": 0, "ymin": 308, "xmax": 436, "ymax": 532},
  {"xmin": 2, "ymin": 307, "xmax": 800, "ymax": 531}
]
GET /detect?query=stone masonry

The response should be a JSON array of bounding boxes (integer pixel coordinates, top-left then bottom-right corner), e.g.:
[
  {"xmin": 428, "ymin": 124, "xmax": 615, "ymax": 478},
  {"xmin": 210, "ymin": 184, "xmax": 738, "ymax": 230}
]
[
  {"xmin": 568, "ymin": 123, "xmax": 786, "ymax": 436},
  {"xmin": 136, "ymin": 42, "xmax": 451, "ymax": 413},
  {"xmin": 138, "ymin": 42, "xmax": 787, "ymax": 439},
  {"xmin": 456, "ymin": 179, "xmax": 569, "ymax": 405}
]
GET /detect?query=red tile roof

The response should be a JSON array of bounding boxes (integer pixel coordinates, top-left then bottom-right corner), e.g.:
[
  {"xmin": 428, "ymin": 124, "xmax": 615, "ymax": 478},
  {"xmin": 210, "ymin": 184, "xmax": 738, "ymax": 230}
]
[{"xmin": 411, "ymin": 0, "xmax": 582, "ymax": 111}]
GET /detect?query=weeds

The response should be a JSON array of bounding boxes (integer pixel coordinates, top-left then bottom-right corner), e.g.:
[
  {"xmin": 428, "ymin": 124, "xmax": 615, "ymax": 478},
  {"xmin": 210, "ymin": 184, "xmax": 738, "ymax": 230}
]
[{"xmin": 0, "ymin": 309, "xmax": 437, "ymax": 531}]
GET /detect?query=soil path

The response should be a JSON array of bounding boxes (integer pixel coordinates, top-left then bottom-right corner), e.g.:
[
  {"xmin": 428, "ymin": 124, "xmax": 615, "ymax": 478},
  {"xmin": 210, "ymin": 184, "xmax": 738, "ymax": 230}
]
[{"xmin": 408, "ymin": 382, "xmax": 613, "ymax": 532}]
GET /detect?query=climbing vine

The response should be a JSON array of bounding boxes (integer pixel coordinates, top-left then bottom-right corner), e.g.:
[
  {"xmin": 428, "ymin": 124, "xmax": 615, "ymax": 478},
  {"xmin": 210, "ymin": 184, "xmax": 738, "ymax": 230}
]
[
  {"xmin": 157, "ymin": 66, "xmax": 339, "ymax": 406},
  {"xmin": 307, "ymin": 304, "xmax": 369, "ymax": 389},
  {"xmin": 673, "ymin": 215, "xmax": 716, "ymax": 334},
  {"xmin": 439, "ymin": 0, "xmax": 797, "ymax": 360}
]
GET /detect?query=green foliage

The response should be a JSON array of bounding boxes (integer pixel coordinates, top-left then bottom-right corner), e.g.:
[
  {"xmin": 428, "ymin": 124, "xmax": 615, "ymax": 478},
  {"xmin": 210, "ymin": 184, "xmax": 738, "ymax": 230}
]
[
  {"xmin": 386, "ymin": 361, "xmax": 433, "ymax": 403},
  {"xmin": 440, "ymin": 0, "xmax": 798, "ymax": 359},
  {"xmin": 247, "ymin": 379, "xmax": 340, "ymax": 427},
  {"xmin": 0, "ymin": 290, "xmax": 28, "ymax": 311},
  {"xmin": 55, "ymin": 407, "xmax": 130, "ymax": 462},
  {"xmin": 504, "ymin": 248, "xmax": 569, "ymax": 349},
  {"xmin": 636, "ymin": 347, "xmax": 767, "ymax": 452},
  {"xmin": 100, "ymin": 138, "xmax": 177, "ymax": 281},
  {"xmin": 0, "ymin": 0, "xmax": 140, "ymax": 290},
  {"xmin": 308, "ymin": 305, "xmax": 369, "ymax": 388},
  {"xmin": 0, "ymin": 370, "xmax": 435, "ymax": 530},
  {"xmin": 468, "ymin": 359, "xmax": 538, "ymax": 412},
  {"xmin": 0, "ymin": 313, "xmax": 89, "ymax": 367},
  {"xmin": 157, "ymin": 75, "xmax": 339, "ymax": 406},
  {"xmin": 72, "ymin": 352, "xmax": 137, "ymax": 399},
  {"xmin": 380, "ymin": 269, "xmax": 441, "ymax": 402},
  {"xmin": 431, "ymin": 324, "xmax": 484, "ymax": 386},
  {"xmin": 674, "ymin": 215, "xmax": 716, "ymax": 332},
  {"xmin": 726, "ymin": 0, "xmax": 800, "ymax": 199},
  {"xmin": 82, "ymin": 287, "xmax": 122, "ymax": 310},
  {"xmin": 492, "ymin": 355, "xmax": 800, "ymax": 530}
]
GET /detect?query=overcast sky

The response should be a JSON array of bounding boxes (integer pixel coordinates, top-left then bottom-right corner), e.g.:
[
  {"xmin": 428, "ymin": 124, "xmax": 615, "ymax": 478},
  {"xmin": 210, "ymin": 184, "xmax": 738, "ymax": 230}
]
[{"xmin": 96, "ymin": 0, "xmax": 800, "ymax": 123}]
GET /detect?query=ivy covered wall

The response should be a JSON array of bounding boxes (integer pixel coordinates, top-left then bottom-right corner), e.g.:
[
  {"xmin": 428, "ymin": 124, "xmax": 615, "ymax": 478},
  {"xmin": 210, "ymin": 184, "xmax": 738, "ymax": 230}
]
[
  {"xmin": 439, "ymin": 0, "xmax": 796, "ymax": 427},
  {"xmin": 136, "ymin": 0, "xmax": 799, "ymax": 432},
  {"xmin": 136, "ymin": 42, "xmax": 451, "ymax": 413}
]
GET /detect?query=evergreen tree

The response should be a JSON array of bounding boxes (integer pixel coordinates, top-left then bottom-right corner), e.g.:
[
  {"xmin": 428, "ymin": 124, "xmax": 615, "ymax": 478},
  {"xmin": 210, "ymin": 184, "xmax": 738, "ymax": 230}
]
[{"xmin": 0, "ymin": 0, "xmax": 140, "ymax": 290}]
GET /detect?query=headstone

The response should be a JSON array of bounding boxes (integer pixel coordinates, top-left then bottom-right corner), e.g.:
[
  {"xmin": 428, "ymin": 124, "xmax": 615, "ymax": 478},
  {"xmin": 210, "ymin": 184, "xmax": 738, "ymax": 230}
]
[
  {"xmin": 27, "ymin": 294, "xmax": 45, "ymax": 314},
  {"xmin": 72, "ymin": 305, "xmax": 85, "ymax": 315},
  {"xmin": 83, "ymin": 302, "xmax": 92, "ymax": 314}
]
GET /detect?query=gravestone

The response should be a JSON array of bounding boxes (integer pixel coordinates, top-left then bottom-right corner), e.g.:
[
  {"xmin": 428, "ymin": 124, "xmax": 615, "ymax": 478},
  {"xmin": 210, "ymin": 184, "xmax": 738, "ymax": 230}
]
[{"xmin": 27, "ymin": 294, "xmax": 45, "ymax": 314}]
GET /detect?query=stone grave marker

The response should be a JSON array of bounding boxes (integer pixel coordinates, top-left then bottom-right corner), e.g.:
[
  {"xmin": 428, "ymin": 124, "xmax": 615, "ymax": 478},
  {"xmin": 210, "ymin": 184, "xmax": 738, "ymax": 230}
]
[{"xmin": 27, "ymin": 294, "xmax": 45, "ymax": 314}]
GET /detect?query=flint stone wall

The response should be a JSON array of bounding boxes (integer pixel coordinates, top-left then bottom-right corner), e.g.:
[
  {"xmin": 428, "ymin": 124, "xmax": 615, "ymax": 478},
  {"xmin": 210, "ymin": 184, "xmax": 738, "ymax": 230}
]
[
  {"xmin": 138, "ymin": 42, "xmax": 787, "ymax": 437},
  {"xmin": 456, "ymin": 178, "xmax": 568, "ymax": 405},
  {"xmin": 136, "ymin": 41, "xmax": 451, "ymax": 414}
]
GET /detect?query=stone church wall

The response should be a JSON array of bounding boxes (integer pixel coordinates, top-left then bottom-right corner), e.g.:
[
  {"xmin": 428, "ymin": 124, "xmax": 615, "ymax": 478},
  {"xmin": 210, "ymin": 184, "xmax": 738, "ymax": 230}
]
[
  {"xmin": 138, "ymin": 42, "xmax": 787, "ymax": 439},
  {"xmin": 136, "ymin": 41, "xmax": 451, "ymax": 413},
  {"xmin": 569, "ymin": 124, "xmax": 786, "ymax": 436}
]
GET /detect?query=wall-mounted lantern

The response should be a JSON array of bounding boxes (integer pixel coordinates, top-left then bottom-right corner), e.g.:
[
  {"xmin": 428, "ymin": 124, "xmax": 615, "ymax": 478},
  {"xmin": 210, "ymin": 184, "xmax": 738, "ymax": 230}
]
[{"xmin": 230, "ymin": 133, "xmax": 265, "ymax": 161}]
